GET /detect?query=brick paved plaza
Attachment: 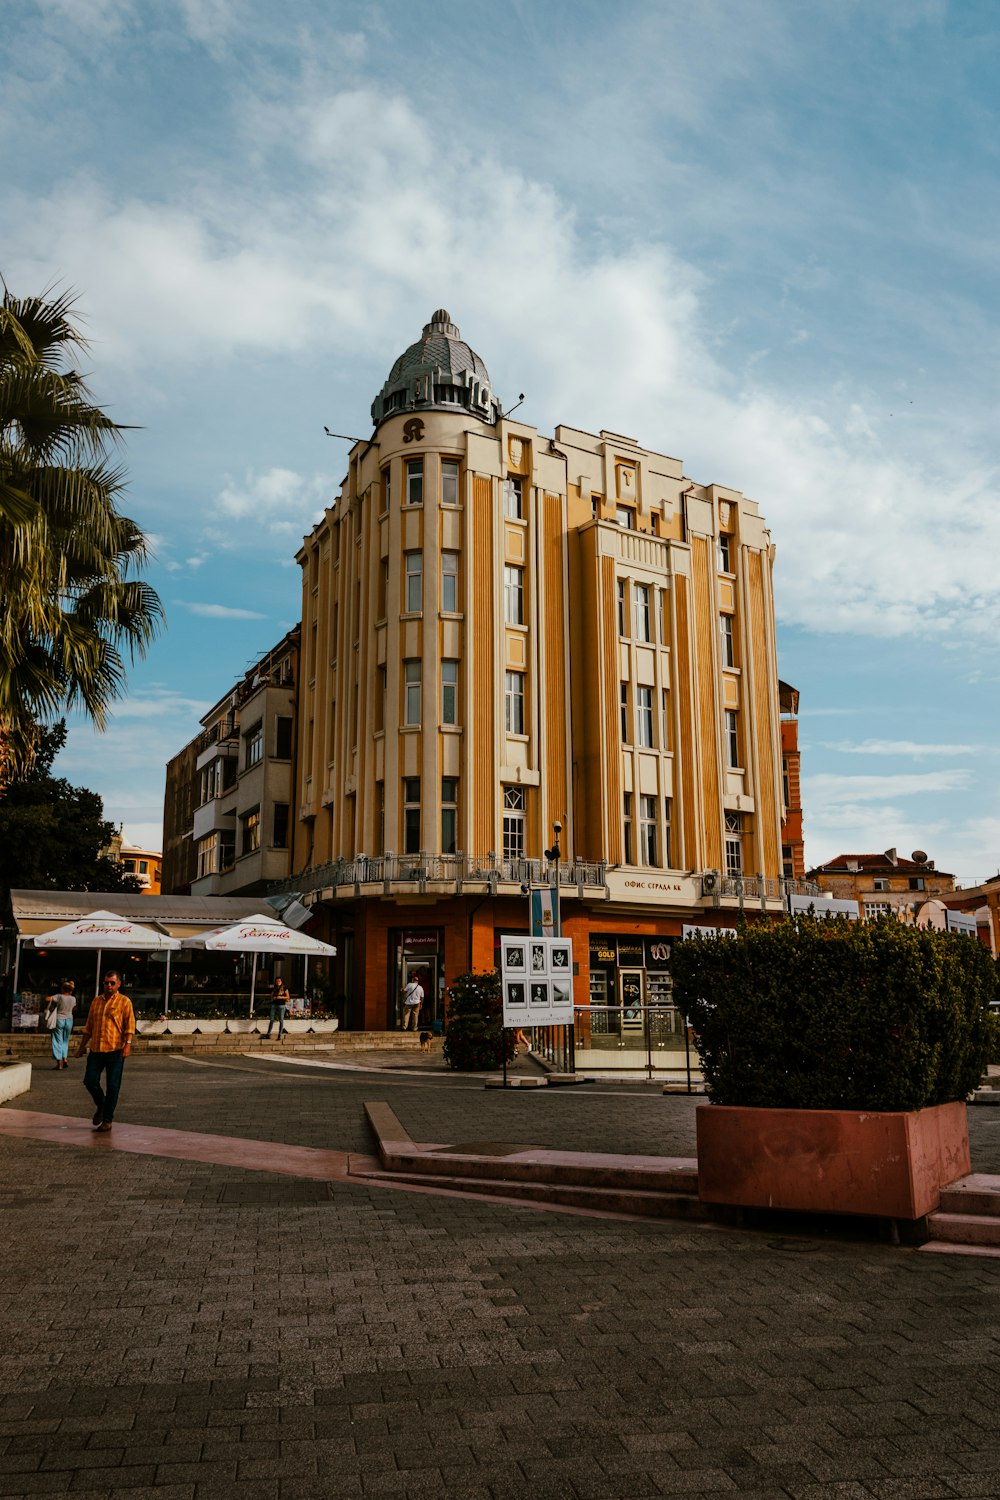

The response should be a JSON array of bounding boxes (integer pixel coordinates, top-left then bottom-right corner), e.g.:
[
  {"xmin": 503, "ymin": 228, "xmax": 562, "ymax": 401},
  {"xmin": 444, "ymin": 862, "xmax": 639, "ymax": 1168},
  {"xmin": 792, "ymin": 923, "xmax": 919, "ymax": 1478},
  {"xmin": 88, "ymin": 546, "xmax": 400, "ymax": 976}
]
[{"xmin": 3, "ymin": 1052, "xmax": 1000, "ymax": 1498}]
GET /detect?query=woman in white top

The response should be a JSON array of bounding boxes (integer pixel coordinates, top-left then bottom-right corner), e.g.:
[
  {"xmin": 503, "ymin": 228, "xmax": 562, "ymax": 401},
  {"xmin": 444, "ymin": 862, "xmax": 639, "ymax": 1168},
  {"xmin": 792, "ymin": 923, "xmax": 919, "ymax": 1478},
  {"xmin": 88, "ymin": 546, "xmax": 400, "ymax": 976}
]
[{"xmin": 45, "ymin": 980, "xmax": 76, "ymax": 1070}]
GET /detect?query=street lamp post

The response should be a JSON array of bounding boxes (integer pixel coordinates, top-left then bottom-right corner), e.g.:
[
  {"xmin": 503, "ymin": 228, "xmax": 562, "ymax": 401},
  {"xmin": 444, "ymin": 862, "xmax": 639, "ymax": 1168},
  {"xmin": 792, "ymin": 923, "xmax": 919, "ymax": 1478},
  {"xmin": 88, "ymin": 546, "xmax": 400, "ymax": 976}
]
[{"xmin": 544, "ymin": 821, "xmax": 562, "ymax": 936}]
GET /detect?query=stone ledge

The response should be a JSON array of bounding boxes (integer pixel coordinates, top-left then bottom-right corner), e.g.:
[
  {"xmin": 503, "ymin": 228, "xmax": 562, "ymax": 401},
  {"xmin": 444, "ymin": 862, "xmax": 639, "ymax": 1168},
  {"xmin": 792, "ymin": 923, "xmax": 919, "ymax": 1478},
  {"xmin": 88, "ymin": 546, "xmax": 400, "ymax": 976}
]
[{"xmin": 0, "ymin": 1062, "xmax": 31, "ymax": 1102}]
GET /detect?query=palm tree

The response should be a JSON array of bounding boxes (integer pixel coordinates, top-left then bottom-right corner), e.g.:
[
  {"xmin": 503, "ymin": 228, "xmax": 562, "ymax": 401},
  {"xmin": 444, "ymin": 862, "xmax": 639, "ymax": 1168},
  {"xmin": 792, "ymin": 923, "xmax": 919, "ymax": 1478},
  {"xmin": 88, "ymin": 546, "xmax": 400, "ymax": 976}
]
[{"xmin": 0, "ymin": 286, "xmax": 163, "ymax": 787}]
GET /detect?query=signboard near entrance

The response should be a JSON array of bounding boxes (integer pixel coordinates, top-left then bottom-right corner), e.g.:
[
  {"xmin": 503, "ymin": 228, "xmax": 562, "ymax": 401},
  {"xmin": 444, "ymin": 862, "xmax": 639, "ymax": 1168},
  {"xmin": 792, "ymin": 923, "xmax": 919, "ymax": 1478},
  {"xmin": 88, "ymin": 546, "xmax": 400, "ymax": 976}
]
[{"xmin": 500, "ymin": 936, "xmax": 572, "ymax": 1026}]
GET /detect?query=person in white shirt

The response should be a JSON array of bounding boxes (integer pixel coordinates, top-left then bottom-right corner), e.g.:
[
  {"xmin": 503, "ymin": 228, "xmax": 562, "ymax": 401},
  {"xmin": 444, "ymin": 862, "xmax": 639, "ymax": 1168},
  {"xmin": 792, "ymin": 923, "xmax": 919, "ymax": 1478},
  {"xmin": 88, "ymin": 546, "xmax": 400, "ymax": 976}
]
[{"xmin": 401, "ymin": 977, "xmax": 424, "ymax": 1031}]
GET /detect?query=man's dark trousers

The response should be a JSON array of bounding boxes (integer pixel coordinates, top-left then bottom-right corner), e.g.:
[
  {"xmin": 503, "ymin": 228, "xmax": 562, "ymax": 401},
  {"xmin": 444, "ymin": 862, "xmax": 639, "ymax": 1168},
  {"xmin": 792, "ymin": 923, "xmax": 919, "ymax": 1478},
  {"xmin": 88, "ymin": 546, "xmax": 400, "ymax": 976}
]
[{"xmin": 84, "ymin": 1051, "xmax": 126, "ymax": 1123}]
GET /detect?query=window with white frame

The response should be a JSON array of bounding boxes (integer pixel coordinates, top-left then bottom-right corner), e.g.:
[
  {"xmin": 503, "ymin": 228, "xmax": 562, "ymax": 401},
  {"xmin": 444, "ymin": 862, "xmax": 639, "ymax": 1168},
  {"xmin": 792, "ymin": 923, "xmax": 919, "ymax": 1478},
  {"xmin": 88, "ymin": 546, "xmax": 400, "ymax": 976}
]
[
  {"xmin": 725, "ymin": 710, "xmax": 740, "ymax": 768},
  {"xmin": 616, "ymin": 505, "xmax": 635, "ymax": 529},
  {"xmin": 623, "ymin": 792, "xmax": 633, "ymax": 864},
  {"xmin": 636, "ymin": 686, "xmax": 654, "ymax": 747},
  {"xmin": 865, "ymin": 901, "xmax": 891, "ymax": 920},
  {"xmin": 404, "ymin": 660, "xmax": 421, "ymax": 725},
  {"xmin": 617, "ymin": 579, "xmax": 627, "ymax": 637},
  {"xmin": 664, "ymin": 797, "xmax": 673, "ymax": 868},
  {"xmin": 661, "ymin": 688, "xmax": 671, "ymax": 752},
  {"xmin": 382, "ymin": 466, "xmax": 391, "ymax": 510},
  {"xmin": 503, "ymin": 476, "xmax": 523, "ymax": 519},
  {"xmin": 441, "ymin": 458, "xmax": 459, "ymax": 506},
  {"xmin": 634, "ymin": 583, "xmax": 651, "ymax": 642},
  {"xmin": 620, "ymin": 682, "xmax": 630, "ymax": 742},
  {"xmin": 197, "ymin": 833, "xmax": 218, "ymax": 880},
  {"xmin": 220, "ymin": 831, "xmax": 235, "ymax": 871},
  {"xmin": 405, "ymin": 459, "xmax": 423, "ymax": 506},
  {"xmin": 441, "ymin": 551, "xmax": 458, "ymax": 613},
  {"xmin": 441, "ymin": 777, "xmax": 458, "ymax": 854},
  {"xmin": 504, "ymin": 670, "xmax": 525, "ymax": 734},
  {"xmin": 503, "ymin": 786, "xmax": 525, "ymax": 860},
  {"xmin": 724, "ymin": 811, "xmax": 743, "ymax": 876},
  {"xmin": 441, "ymin": 660, "xmax": 458, "ymax": 725},
  {"xmin": 873, "ymin": 877, "xmax": 890, "ymax": 891},
  {"xmin": 241, "ymin": 808, "xmax": 261, "ymax": 856},
  {"xmin": 244, "ymin": 721, "xmax": 263, "ymax": 769},
  {"xmin": 658, "ymin": 589, "xmax": 667, "ymax": 645},
  {"xmin": 404, "ymin": 551, "xmax": 422, "ymax": 613},
  {"xmin": 718, "ymin": 532, "xmax": 732, "ymax": 572},
  {"xmin": 720, "ymin": 613, "xmax": 735, "ymax": 668},
  {"xmin": 639, "ymin": 794, "xmax": 658, "ymax": 865},
  {"xmin": 504, "ymin": 565, "xmax": 524, "ymax": 625},
  {"xmin": 403, "ymin": 777, "xmax": 421, "ymax": 854}
]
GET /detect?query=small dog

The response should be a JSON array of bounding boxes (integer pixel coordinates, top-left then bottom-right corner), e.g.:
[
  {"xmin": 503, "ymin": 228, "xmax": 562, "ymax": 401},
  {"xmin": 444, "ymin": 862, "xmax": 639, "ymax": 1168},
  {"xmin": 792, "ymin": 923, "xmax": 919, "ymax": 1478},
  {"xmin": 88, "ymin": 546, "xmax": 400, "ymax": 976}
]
[{"xmin": 418, "ymin": 1030, "xmax": 432, "ymax": 1053}]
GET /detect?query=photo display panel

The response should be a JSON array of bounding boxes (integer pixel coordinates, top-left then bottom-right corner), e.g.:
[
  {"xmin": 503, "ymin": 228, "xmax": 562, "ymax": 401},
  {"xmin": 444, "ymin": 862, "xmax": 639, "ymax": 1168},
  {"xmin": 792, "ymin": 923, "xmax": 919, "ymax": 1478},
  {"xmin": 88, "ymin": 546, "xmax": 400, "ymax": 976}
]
[{"xmin": 500, "ymin": 935, "xmax": 574, "ymax": 1027}]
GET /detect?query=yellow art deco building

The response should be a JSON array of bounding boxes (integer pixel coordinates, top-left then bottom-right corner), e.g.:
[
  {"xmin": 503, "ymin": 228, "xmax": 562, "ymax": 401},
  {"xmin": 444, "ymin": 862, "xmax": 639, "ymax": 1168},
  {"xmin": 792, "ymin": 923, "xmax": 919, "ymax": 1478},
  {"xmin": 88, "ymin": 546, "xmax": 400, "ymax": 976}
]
[{"xmin": 289, "ymin": 310, "xmax": 803, "ymax": 1030}]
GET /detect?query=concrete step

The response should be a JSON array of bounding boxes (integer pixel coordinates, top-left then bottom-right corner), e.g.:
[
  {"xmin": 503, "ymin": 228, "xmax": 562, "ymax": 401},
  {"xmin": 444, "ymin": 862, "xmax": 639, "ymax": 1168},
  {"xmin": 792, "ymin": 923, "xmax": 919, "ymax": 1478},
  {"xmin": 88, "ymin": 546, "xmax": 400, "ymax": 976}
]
[
  {"xmin": 938, "ymin": 1174, "xmax": 1000, "ymax": 1217},
  {"xmin": 355, "ymin": 1165, "xmax": 709, "ymax": 1221},
  {"xmin": 925, "ymin": 1211, "xmax": 1000, "ymax": 1248}
]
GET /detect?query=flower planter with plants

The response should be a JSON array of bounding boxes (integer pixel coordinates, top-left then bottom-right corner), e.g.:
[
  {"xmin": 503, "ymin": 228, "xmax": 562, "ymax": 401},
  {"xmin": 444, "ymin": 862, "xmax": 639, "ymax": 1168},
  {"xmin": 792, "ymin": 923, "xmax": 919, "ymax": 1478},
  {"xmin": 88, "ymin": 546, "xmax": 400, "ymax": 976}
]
[{"xmin": 672, "ymin": 915, "xmax": 996, "ymax": 1222}]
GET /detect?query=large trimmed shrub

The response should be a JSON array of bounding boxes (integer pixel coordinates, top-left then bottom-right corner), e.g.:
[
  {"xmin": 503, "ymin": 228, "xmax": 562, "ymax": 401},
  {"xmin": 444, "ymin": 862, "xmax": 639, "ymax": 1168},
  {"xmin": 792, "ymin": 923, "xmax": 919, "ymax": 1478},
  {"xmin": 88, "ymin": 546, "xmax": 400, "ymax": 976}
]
[
  {"xmin": 442, "ymin": 969, "xmax": 515, "ymax": 1071},
  {"xmin": 671, "ymin": 916, "xmax": 996, "ymax": 1111}
]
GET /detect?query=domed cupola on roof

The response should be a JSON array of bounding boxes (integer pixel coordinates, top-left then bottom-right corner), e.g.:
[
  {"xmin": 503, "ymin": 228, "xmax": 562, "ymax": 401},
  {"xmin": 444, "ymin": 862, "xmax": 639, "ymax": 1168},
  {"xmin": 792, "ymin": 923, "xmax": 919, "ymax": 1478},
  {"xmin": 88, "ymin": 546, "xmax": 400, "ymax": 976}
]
[{"xmin": 371, "ymin": 309, "xmax": 503, "ymax": 429}]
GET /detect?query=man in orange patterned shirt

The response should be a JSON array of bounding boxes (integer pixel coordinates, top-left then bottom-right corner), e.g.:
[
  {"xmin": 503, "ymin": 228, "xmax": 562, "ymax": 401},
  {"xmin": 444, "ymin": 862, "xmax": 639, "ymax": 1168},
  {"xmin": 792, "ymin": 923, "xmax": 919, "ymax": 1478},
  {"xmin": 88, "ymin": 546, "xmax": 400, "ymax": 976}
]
[{"xmin": 76, "ymin": 970, "xmax": 135, "ymax": 1132}]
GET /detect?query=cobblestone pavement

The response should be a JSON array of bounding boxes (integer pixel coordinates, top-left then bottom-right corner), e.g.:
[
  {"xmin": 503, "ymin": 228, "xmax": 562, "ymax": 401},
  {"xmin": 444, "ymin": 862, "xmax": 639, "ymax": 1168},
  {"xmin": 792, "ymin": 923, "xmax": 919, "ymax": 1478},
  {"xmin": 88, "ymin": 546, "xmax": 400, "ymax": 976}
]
[{"xmin": 3, "ymin": 1055, "xmax": 1000, "ymax": 1498}]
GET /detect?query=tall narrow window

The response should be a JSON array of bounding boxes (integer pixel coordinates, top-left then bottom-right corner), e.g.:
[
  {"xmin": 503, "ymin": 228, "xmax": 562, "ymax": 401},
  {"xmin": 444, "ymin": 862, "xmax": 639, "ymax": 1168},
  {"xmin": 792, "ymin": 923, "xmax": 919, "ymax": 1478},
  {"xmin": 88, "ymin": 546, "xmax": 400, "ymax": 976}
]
[
  {"xmin": 661, "ymin": 688, "xmax": 671, "ymax": 752},
  {"xmin": 404, "ymin": 551, "xmax": 422, "ymax": 613},
  {"xmin": 720, "ymin": 613, "xmax": 735, "ymax": 667},
  {"xmin": 718, "ymin": 533, "xmax": 732, "ymax": 572},
  {"xmin": 375, "ymin": 667, "xmax": 386, "ymax": 732},
  {"xmin": 197, "ymin": 834, "xmax": 218, "ymax": 880},
  {"xmin": 273, "ymin": 803, "xmax": 289, "ymax": 849},
  {"xmin": 441, "ymin": 458, "xmax": 459, "ymax": 506},
  {"xmin": 623, "ymin": 792, "xmax": 633, "ymax": 864},
  {"xmin": 617, "ymin": 579, "xmax": 628, "ymax": 636},
  {"xmin": 725, "ymin": 710, "xmax": 739, "ymax": 768},
  {"xmin": 724, "ymin": 811, "xmax": 743, "ymax": 876},
  {"xmin": 404, "ymin": 660, "xmax": 421, "ymax": 726},
  {"xmin": 441, "ymin": 660, "xmax": 458, "ymax": 725},
  {"xmin": 382, "ymin": 465, "xmax": 391, "ymax": 510},
  {"xmin": 441, "ymin": 777, "xmax": 458, "ymax": 854},
  {"xmin": 241, "ymin": 808, "xmax": 261, "ymax": 856},
  {"xmin": 634, "ymin": 584, "xmax": 651, "ymax": 642},
  {"xmin": 503, "ymin": 787, "xmax": 525, "ymax": 860},
  {"xmin": 406, "ymin": 458, "xmax": 423, "ymax": 506},
  {"xmin": 782, "ymin": 756, "xmax": 790, "ymax": 808},
  {"xmin": 244, "ymin": 721, "xmax": 263, "ymax": 769},
  {"xmin": 275, "ymin": 717, "xmax": 293, "ymax": 760},
  {"xmin": 441, "ymin": 551, "xmax": 458, "ymax": 613},
  {"xmin": 664, "ymin": 798, "xmax": 673, "ymax": 868},
  {"xmin": 620, "ymin": 682, "xmax": 630, "ymax": 742},
  {"xmin": 504, "ymin": 565, "xmax": 524, "ymax": 625},
  {"xmin": 377, "ymin": 781, "xmax": 385, "ymax": 853},
  {"xmin": 658, "ymin": 589, "xmax": 667, "ymax": 645},
  {"xmin": 503, "ymin": 476, "xmax": 523, "ymax": 518},
  {"xmin": 639, "ymin": 794, "xmax": 658, "ymax": 866},
  {"xmin": 377, "ymin": 558, "xmax": 388, "ymax": 619},
  {"xmin": 505, "ymin": 671, "xmax": 525, "ymax": 734},
  {"xmin": 636, "ymin": 686, "xmax": 653, "ymax": 747},
  {"xmin": 403, "ymin": 777, "xmax": 421, "ymax": 854}
]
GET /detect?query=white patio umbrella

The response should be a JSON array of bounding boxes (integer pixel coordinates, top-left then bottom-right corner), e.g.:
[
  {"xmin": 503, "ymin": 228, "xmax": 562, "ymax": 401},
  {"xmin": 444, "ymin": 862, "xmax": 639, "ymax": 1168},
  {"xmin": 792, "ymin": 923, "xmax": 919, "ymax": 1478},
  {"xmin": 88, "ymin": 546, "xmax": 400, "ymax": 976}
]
[
  {"xmin": 184, "ymin": 915, "xmax": 336, "ymax": 1014},
  {"xmin": 31, "ymin": 910, "xmax": 181, "ymax": 1008}
]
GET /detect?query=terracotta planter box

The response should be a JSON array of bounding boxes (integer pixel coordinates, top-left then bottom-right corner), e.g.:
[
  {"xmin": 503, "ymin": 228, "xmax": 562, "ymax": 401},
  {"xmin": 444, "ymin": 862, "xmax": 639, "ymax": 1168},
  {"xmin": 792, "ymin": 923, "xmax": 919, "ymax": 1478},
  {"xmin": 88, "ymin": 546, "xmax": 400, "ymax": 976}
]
[{"xmin": 696, "ymin": 1100, "xmax": 970, "ymax": 1221}]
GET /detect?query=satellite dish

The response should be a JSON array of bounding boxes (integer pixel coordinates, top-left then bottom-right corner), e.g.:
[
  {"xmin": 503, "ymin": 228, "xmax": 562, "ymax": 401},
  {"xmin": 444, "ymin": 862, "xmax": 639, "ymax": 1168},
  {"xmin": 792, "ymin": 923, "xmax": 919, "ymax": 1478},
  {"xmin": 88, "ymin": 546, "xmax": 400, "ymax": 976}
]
[{"xmin": 911, "ymin": 849, "xmax": 928, "ymax": 864}]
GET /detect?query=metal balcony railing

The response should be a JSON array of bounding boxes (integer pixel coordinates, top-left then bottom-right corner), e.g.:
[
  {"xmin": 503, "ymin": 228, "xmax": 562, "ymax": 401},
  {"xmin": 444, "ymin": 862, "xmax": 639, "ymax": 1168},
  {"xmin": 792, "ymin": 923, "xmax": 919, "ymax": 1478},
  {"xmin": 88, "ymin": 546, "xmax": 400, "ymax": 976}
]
[{"xmin": 269, "ymin": 852, "xmax": 608, "ymax": 899}]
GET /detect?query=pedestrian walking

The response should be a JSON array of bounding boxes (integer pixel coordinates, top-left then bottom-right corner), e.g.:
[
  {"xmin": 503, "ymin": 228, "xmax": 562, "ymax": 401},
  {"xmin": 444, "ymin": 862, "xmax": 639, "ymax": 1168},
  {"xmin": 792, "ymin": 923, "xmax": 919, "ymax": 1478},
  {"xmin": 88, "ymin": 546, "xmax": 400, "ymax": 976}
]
[
  {"xmin": 401, "ymin": 975, "xmax": 424, "ymax": 1031},
  {"xmin": 76, "ymin": 970, "xmax": 135, "ymax": 1132},
  {"xmin": 266, "ymin": 978, "xmax": 289, "ymax": 1040},
  {"xmin": 44, "ymin": 980, "xmax": 76, "ymax": 1070}
]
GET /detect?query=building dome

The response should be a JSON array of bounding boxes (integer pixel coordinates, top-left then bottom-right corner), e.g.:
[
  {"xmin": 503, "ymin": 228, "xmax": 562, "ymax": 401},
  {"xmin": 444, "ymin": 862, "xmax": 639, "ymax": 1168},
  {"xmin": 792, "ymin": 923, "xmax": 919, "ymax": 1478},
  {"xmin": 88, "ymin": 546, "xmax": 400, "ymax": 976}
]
[{"xmin": 371, "ymin": 309, "xmax": 502, "ymax": 429}]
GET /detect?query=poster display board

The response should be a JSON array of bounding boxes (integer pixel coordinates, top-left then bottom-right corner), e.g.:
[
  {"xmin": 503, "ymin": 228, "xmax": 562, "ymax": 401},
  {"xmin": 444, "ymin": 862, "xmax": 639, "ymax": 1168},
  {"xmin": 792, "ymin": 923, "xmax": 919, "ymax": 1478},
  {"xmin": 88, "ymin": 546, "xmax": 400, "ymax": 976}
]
[
  {"xmin": 12, "ymin": 992, "xmax": 41, "ymax": 1029},
  {"xmin": 500, "ymin": 936, "xmax": 573, "ymax": 1027}
]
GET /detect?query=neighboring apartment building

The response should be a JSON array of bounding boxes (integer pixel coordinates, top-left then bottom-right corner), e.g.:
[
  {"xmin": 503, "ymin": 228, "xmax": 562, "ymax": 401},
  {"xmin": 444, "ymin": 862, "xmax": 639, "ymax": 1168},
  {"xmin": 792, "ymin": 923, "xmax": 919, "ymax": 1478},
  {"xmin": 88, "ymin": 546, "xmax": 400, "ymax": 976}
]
[
  {"xmin": 779, "ymin": 680, "xmax": 805, "ymax": 881},
  {"xmin": 162, "ymin": 630, "xmax": 299, "ymax": 897},
  {"xmin": 281, "ymin": 308, "xmax": 812, "ymax": 1027},
  {"xmin": 115, "ymin": 839, "xmax": 162, "ymax": 894},
  {"xmin": 806, "ymin": 849, "xmax": 955, "ymax": 922}
]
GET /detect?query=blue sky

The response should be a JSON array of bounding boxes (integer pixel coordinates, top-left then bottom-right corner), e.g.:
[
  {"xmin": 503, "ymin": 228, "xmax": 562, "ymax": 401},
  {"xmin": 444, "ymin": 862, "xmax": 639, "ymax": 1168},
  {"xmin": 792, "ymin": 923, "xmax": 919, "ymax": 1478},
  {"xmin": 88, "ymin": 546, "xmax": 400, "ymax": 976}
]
[{"xmin": 5, "ymin": 0, "xmax": 1000, "ymax": 883}]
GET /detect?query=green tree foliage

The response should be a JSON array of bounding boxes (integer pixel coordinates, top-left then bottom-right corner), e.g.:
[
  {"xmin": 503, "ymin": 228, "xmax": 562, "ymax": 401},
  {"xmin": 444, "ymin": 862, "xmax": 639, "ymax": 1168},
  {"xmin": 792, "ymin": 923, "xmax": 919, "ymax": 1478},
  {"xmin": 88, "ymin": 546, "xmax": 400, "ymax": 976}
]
[
  {"xmin": 0, "ymin": 286, "xmax": 163, "ymax": 785},
  {"xmin": 672, "ymin": 915, "xmax": 996, "ymax": 1111},
  {"xmin": 442, "ymin": 969, "xmax": 515, "ymax": 1071},
  {"xmin": 0, "ymin": 721, "xmax": 140, "ymax": 895}
]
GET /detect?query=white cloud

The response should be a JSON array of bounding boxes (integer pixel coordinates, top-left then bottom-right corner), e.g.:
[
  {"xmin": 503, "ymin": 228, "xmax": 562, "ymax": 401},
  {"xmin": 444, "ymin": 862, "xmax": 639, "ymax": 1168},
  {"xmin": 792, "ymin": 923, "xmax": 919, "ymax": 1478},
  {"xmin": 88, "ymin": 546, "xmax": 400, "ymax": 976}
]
[
  {"xmin": 6, "ymin": 73, "xmax": 1000, "ymax": 647},
  {"xmin": 806, "ymin": 770, "xmax": 972, "ymax": 803},
  {"xmin": 177, "ymin": 601, "xmax": 266, "ymax": 619},
  {"xmin": 215, "ymin": 467, "xmax": 328, "ymax": 540},
  {"xmin": 107, "ymin": 693, "xmax": 211, "ymax": 721},
  {"xmin": 821, "ymin": 739, "xmax": 982, "ymax": 758}
]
